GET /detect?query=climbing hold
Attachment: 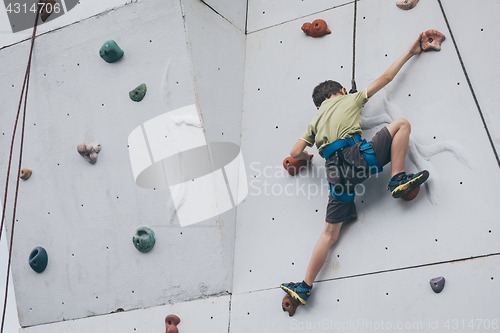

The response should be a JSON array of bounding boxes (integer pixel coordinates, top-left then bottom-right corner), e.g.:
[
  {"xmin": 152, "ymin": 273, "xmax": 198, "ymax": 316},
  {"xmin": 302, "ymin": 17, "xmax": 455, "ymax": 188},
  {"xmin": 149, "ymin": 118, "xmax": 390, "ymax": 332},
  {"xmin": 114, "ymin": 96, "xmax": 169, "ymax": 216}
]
[
  {"xmin": 430, "ymin": 276, "xmax": 445, "ymax": 293},
  {"xmin": 93, "ymin": 143, "xmax": 102, "ymax": 154},
  {"xmin": 401, "ymin": 185, "xmax": 420, "ymax": 201},
  {"xmin": 88, "ymin": 151, "xmax": 98, "ymax": 164},
  {"xmin": 20, "ymin": 168, "xmax": 32, "ymax": 180},
  {"xmin": 29, "ymin": 247, "xmax": 48, "ymax": 273},
  {"xmin": 99, "ymin": 40, "xmax": 124, "ymax": 63},
  {"xmin": 129, "ymin": 83, "xmax": 147, "ymax": 102},
  {"xmin": 396, "ymin": 0, "xmax": 419, "ymax": 10},
  {"xmin": 301, "ymin": 19, "xmax": 331, "ymax": 38},
  {"xmin": 421, "ymin": 30, "xmax": 446, "ymax": 51},
  {"xmin": 283, "ymin": 155, "xmax": 313, "ymax": 176},
  {"xmin": 165, "ymin": 314, "xmax": 180, "ymax": 333},
  {"xmin": 282, "ymin": 294, "xmax": 299, "ymax": 317},
  {"xmin": 38, "ymin": 0, "xmax": 56, "ymax": 22},
  {"xmin": 133, "ymin": 227, "xmax": 156, "ymax": 252},
  {"xmin": 77, "ymin": 142, "xmax": 101, "ymax": 164}
]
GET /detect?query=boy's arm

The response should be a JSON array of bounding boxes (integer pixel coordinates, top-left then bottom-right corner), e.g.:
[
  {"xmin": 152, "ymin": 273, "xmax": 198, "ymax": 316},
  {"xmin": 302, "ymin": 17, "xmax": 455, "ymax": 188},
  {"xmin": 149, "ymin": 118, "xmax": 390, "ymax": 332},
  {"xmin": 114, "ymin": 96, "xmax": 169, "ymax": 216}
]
[
  {"xmin": 290, "ymin": 139, "xmax": 312, "ymax": 160},
  {"xmin": 366, "ymin": 33, "xmax": 423, "ymax": 99}
]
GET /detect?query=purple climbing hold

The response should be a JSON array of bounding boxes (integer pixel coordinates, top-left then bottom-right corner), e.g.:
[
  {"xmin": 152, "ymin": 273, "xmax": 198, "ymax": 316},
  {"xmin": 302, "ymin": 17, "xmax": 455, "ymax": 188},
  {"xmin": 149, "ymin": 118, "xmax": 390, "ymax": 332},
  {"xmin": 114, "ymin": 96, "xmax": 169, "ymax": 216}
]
[{"xmin": 430, "ymin": 276, "xmax": 445, "ymax": 293}]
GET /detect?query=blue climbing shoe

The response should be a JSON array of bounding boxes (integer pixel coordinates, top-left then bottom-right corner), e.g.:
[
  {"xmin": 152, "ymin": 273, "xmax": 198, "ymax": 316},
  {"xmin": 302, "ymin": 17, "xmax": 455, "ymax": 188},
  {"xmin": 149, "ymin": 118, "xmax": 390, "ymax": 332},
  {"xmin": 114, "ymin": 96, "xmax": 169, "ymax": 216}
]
[
  {"xmin": 387, "ymin": 170, "xmax": 429, "ymax": 198},
  {"xmin": 280, "ymin": 282, "xmax": 311, "ymax": 305}
]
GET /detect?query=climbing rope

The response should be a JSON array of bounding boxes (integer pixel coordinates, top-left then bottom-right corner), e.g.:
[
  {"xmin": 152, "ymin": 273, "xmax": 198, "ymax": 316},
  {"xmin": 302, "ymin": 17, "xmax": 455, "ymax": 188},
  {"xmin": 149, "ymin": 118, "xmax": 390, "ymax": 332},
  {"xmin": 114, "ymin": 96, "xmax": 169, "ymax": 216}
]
[
  {"xmin": 349, "ymin": 0, "xmax": 358, "ymax": 94},
  {"xmin": 0, "ymin": 4, "xmax": 40, "ymax": 332}
]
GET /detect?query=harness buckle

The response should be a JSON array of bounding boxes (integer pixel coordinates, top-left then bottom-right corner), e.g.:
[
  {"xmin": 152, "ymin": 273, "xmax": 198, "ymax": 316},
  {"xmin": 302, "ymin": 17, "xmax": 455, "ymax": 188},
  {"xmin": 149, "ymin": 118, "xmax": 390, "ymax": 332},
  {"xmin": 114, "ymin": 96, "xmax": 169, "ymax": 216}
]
[{"xmin": 359, "ymin": 145, "xmax": 372, "ymax": 152}]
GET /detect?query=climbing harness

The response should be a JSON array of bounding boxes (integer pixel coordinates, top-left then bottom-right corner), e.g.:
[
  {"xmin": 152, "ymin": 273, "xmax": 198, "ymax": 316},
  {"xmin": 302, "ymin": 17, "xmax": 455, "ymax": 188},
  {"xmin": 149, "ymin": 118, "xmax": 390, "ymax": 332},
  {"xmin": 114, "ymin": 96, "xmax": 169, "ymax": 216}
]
[
  {"xmin": 0, "ymin": 4, "xmax": 41, "ymax": 333},
  {"xmin": 323, "ymin": 134, "xmax": 382, "ymax": 202},
  {"xmin": 349, "ymin": 0, "xmax": 358, "ymax": 94}
]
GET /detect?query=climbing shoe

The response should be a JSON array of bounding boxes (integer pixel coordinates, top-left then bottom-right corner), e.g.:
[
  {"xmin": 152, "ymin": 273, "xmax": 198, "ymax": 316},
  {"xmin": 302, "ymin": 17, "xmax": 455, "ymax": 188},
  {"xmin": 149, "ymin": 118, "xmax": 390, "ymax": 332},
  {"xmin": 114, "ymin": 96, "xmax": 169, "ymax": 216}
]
[
  {"xmin": 387, "ymin": 170, "xmax": 429, "ymax": 198},
  {"xmin": 280, "ymin": 282, "xmax": 311, "ymax": 305}
]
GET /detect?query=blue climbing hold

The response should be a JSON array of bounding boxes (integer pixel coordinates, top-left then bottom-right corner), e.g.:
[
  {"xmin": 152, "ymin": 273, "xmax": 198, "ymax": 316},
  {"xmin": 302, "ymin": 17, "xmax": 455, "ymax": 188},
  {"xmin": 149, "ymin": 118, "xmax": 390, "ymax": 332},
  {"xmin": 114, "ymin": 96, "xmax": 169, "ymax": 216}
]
[
  {"xmin": 430, "ymin": 276, "xmax": 445, "ymax": 293},
  {"xmin": 133, "ymin": 227, "xmax": 155, "ymax": 252},
  {"xmin": 29, "ymin": 247, "xmax": 48, "ymax": 273},
  {"xmin": 99, "ymin": 40, "xmax": 124, "ymax": 63}
]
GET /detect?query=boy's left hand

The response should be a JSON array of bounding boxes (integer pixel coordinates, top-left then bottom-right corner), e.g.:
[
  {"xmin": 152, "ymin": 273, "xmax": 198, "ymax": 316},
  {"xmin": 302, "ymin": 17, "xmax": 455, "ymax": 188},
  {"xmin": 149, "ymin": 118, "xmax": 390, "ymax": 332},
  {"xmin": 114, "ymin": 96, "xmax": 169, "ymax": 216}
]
[{"xmin": 408, "ymin": 33, "xmax": 423, "ymax": 55}]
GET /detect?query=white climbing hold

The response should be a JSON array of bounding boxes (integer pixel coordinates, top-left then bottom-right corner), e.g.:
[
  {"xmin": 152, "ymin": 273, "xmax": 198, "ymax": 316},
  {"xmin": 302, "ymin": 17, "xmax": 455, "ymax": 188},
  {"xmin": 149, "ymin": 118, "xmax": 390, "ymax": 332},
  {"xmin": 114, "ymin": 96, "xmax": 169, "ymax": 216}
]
[{"xmin": 77, "ymin": 142, "xmax": 100, "ymax": 164}]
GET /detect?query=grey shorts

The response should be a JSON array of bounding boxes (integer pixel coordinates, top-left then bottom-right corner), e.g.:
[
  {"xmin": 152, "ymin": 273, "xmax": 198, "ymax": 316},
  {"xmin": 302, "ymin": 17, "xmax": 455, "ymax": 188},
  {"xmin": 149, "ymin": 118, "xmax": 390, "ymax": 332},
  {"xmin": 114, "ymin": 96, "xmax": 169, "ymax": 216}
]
[{"xmin": 324, "ymin": 126, "xmax": 393, "ymax": 224}]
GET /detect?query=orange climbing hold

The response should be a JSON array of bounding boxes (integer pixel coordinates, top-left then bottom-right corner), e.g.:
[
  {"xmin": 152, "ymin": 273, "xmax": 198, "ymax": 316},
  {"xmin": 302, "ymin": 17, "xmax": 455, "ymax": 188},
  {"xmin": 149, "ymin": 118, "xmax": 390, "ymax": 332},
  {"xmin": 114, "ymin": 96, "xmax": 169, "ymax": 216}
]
[
  {"xmin": 165, "ymin": 314, "xmax": 180, "ymax": 333},
  {"xmin": 20, "ymin": 168, "xmax": 32, "ymax": 180},
  {"xmin": 396, "ymin": 0, "xmax": 419, "ymax": 10},
  {"xmin": 421, "ymin": 30, "xmax": 446, "ymax": 51},
  {"xmin": 301, "ymin": 19, "xmax": 331, "ymax": 38},
  {"xmin": 283, "ymin": 155, "xmax": 313, "ymax": 176}
]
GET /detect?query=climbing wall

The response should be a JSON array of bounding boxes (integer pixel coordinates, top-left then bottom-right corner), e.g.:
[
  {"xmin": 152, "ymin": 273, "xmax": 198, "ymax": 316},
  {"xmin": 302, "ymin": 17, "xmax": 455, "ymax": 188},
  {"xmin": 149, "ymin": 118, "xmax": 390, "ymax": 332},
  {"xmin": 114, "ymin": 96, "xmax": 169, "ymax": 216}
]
[
  {"xmin": 0, "ymin": 0, "xmax": 499, "ymax": 332},
  {"xmin": 232, "ymin": 0, "xmax": 500, "ymax": 331},
  {"xmin": 0, "ymin": 0, "xmax": 246, "ymax": 329},
  {"xmin": 0, "ymin": 0, "xmax": 142, "ymax": 48}
]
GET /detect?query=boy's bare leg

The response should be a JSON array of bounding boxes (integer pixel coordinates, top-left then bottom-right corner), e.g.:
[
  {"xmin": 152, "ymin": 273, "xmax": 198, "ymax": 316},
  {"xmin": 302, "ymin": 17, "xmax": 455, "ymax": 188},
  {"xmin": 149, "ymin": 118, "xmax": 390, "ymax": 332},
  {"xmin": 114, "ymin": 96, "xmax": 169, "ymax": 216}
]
[
  {"xmin": 304, "ymin": 222, "xmax": 343, "ymax": 286},
  {"xmin": 385, "ymin": 118, "xmax": 411, "ymax": 177}
]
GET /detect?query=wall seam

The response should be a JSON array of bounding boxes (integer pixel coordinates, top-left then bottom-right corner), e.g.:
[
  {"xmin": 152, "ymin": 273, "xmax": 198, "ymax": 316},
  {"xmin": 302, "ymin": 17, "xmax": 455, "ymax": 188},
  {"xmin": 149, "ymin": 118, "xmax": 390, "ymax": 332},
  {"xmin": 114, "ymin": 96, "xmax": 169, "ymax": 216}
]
[
  {"xmin": 437, "ymin": 0, "xmax": 500, "ymax": 168},
  {"xmin": 246, "ymin": 1, "xmax": 354, "ymax": 36},
  {"xmin": 238, "ymin": 252, "xmax": 500, "ymax": 295},
  {"xmin": 199, "ymin": 0, "xmax": 243, "ymax": 33}
]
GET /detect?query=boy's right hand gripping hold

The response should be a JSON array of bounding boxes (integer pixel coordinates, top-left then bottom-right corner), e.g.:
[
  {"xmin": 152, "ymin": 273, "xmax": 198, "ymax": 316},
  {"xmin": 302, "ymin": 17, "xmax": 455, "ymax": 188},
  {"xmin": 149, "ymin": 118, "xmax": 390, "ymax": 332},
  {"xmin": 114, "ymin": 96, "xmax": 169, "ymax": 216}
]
[{"xmin": 409, "ymin": 32, "xmax": 424, "ymax": 55}]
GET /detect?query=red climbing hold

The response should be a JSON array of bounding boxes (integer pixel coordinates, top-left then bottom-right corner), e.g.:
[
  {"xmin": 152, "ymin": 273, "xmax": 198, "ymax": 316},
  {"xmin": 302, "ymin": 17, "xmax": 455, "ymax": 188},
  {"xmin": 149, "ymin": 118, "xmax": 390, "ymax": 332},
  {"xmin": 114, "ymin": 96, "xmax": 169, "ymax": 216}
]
[
  {"xmin": 165, "ymin": 314, "xmax": 180, "ymax": 333},
  {"xmin": 401, "ymin": 185, "xmax": 420, "ymax": 201},
  {"xmin": 282, "ymin": 294, "xmax": 299, "ymax": 317},
  {"xmin": 301, "ymin": 19, "xmax": 331, "ymax": 38},
  {"xmin": 283, "ymin": 155, "xmax": 313, "ymax": 176},
  {"xmin": 421, "ymin": 30, "xmax": 446, "ymax": 51},
  {"xmin": 396, "ymin": 0, "xmax": 419, "ymax": 10}
]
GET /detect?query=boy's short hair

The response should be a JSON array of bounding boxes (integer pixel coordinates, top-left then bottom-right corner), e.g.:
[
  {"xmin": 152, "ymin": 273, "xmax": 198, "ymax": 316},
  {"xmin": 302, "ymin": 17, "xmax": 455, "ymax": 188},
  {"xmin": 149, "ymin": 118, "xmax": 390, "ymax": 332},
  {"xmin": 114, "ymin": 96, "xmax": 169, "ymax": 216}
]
[{"xmin": 312, "ymin": 80, "xmax": 343, "ymax": 107}]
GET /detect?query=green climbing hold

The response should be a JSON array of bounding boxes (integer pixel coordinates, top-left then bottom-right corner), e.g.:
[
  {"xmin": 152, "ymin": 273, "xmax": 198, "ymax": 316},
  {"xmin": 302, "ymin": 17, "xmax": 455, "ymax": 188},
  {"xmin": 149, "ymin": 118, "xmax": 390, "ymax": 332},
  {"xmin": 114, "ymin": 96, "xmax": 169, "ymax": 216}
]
[
  {"xmin": 99, "ymin": 40, "xmax": 124, "ymax": 63},
  {"xmin": 129, "ymin": 83, "xmax": 147, "ymax": 102},
  {"xmin": 29, "ymin": 246, "xmax": 48, "ymax": 273},
  {"xmin": 133, "ymin": 226, "xmax": 155, "ymax": 252}
]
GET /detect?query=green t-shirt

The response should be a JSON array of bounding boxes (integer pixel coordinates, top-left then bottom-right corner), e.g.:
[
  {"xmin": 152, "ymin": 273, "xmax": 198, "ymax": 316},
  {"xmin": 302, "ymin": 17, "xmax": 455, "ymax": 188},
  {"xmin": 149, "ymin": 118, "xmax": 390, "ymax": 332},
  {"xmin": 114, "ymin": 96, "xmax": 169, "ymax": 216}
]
[{"xmin": 300, "ymin": 88, "xmax": 369, "ymax": 157}]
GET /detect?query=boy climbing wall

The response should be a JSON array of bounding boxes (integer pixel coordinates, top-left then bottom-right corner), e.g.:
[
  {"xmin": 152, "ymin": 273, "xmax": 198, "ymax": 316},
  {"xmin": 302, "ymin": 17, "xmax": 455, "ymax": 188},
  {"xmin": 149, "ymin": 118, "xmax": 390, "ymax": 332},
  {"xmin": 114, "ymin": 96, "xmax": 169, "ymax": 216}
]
[{"xmin": 280, "ymin": 33, "xmax": 430, "ymax": 307}]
